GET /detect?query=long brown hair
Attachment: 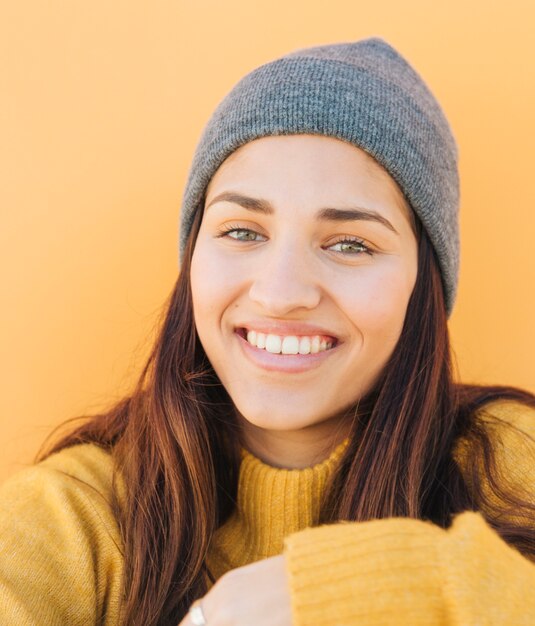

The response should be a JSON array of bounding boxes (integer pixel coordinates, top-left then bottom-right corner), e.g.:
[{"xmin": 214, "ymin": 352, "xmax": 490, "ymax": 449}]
[{"xmin": 38, "ymin": 199, "xmax": 535, "ymax": 625}]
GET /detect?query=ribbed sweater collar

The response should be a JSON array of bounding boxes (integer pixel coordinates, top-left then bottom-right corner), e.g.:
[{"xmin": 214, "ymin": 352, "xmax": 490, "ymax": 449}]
[{"xmin": 207, "ymin": 437, "xmax": 350, "ymax": 579}]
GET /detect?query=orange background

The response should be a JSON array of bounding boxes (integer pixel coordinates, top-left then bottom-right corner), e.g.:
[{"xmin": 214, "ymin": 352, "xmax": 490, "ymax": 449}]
[{"xmin": 1, "ymin": 1, "xmax": 534, "ymax": 484}]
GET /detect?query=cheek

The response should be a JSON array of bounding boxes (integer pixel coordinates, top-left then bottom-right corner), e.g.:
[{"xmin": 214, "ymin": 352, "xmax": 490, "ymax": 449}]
[
  {"xmin": 190, "ymin": 244, "xmax": 243, "ymax": 326},
  {"xmin": 339, "ymin": 266, "xmax": 413, "ymax": 341}
]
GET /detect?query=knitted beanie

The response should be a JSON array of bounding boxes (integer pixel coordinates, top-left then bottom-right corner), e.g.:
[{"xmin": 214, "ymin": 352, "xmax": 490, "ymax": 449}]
[{"xmin": 178, "ymin": 37, "xmax": 460, "ymax": 316}]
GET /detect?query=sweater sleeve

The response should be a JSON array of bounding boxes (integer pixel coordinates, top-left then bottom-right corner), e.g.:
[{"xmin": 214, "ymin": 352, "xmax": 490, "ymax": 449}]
[
  {"xmin": 283, "ymin": 400, "xmax": 535, "ymax": 626},
  {"xmin": 0, "ymin": 444, "xmax": 124, "ymax": 625},
  {"xmin": 284, "ymin": 510, "xmax": 535, "ymax": 625}
]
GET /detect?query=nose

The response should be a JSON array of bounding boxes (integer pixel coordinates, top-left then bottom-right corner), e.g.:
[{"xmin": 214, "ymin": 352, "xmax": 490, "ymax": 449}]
[{"xmin": 247, "ymin": 240, "xmax": 321, "ymax": 315}]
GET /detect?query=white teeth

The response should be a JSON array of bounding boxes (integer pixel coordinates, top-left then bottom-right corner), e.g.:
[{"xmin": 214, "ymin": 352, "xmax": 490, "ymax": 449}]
[
  {"xmin": 281, "ymin": 336, "xmax": 299, "ymax": 354},
  {"xmin": 265, "ymin": 334, "xmax": 281, "ymax": 354},
  {"xmin": 243, "ymin": 330, "xmax": 335, "ymax": 354},
  {"xmin": 298, "ymin": 337, "xmax": 311, "ymax": 355}
]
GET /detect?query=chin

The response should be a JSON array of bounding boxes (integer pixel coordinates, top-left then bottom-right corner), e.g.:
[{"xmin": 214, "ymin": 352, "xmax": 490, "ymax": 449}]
[{"xmin": 235, "ymin": 405, "xmax": 322, "ymax": 432}]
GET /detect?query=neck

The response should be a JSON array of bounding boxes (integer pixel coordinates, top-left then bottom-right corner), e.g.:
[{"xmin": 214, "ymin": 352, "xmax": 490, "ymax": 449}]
[
  {"xmin": 237, "ymin": 413, "xmax": 354, "ymax": 469},
  {"xmin": 206, "ymin": 434, "xmax": 350, "ymax": 581}
]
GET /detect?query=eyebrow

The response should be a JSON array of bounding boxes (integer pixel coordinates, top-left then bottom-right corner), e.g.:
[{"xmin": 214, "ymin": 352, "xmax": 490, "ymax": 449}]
[{"xmin": 205, "ymin": 191, "xmax": 399, "ymax": 235}]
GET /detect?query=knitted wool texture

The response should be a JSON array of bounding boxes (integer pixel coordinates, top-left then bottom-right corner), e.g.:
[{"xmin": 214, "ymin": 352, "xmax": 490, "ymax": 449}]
[
  {"xmin": 178, "ymin": 37, "xmax": 460, "ymax": 316},
  {"xmin": 2, "ymin": 400, "xmax": 534, "ymax": 623}
]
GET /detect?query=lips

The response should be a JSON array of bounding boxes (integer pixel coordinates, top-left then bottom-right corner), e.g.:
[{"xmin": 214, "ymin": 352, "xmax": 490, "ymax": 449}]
[
  {"xmin": 234, "ymin": 328, "xmax": 341, "ymax": 373},
  {"xmin": 235, "ymin": 322, "xmax": 341, "ymax": 344},
  {"xmin": 235, "ymin": 327, "xmax": 338, "ymax": 345}
]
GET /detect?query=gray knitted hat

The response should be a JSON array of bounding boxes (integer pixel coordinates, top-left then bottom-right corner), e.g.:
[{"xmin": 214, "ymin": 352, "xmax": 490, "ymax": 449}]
[{"xmin": 179, "ymin": 37, "xmax": 460, "ymax": 316}]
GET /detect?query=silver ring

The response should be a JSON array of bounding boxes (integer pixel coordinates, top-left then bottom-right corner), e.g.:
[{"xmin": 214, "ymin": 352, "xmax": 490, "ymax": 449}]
[{"xmin": 189, "ymin": 599, "xmax": 207, "ymax": 625}]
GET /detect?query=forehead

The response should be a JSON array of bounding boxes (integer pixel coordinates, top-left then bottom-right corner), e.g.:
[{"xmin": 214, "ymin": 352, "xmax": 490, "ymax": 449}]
[
  {"xmin": 210, "ymin": 134, "xmax": 382, "ymax": 181},
  {"xmin": 205, "ymin": 134, "xmax": 417, "ymax": 234}
]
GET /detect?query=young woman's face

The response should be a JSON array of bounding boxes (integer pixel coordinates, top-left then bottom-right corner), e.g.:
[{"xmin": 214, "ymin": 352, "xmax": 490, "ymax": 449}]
[{"xmin": 190, "ymin": 134, "xmax": 418, "ymax": 454}]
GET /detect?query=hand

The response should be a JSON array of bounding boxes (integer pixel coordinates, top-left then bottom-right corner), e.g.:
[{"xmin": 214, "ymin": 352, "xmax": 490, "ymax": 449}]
[{"xmin": 178, "ymin": 554, "xmax": 293, "ymax": 626}]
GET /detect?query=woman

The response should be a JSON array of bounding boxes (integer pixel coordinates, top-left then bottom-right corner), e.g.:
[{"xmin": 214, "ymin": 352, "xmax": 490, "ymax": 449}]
[{"xmin": 1, "ymin": 37, "xmax": 534, "ymax": 626}]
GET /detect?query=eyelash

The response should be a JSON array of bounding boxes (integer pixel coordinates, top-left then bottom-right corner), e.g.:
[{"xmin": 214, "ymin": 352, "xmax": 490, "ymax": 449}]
[{"xmin": 215, "ymin": 224, "xmax": 375, "ymax": 256}]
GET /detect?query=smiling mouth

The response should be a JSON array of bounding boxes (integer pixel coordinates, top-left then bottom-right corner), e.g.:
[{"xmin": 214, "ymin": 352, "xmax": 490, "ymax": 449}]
[{"xmin": 235, "ymin": 328, "xmax": 339, "ymax": 355}]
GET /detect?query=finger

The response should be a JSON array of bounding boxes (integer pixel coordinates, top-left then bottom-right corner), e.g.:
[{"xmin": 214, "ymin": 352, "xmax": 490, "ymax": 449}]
[{"xmin": 187, "ymin": 599, "xmax": 209, "ymax": 626}]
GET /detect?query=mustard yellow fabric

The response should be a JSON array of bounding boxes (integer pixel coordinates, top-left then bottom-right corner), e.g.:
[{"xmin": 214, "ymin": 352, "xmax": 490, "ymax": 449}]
[{"xmin": 0, "ymin": 399, "xmax": 534, "ymax": 625}]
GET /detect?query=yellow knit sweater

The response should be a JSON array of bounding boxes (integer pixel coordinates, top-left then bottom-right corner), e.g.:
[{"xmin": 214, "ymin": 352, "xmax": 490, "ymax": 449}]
[{"xmin": 0, "ymin": 399, "xmax": 534, "ymax": 625}]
